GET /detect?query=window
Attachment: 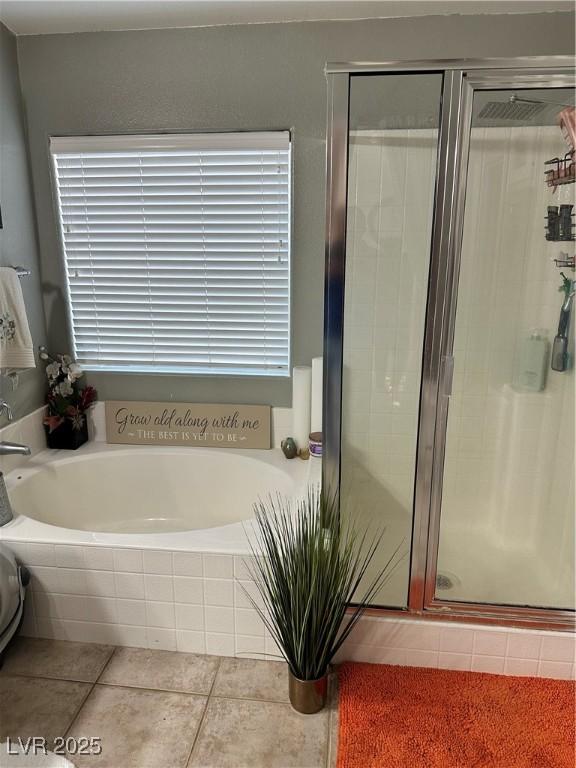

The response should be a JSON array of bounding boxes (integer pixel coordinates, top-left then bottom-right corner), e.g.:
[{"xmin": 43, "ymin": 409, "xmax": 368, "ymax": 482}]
[{"xmin": 50, "ymin": 132, "xmax": 291, "ymax": 376}]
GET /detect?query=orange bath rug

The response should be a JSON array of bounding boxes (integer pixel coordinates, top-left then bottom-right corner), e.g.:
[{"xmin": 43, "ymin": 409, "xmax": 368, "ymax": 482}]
[{"xmin": 337, "ymin": 662, "xmax": 575, "ymax": 768}]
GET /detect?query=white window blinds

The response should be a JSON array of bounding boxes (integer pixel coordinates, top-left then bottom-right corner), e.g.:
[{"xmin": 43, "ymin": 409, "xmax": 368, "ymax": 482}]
[{"xmin": 50, "ymin": 132, "xmax": 291, "ymax": 376}]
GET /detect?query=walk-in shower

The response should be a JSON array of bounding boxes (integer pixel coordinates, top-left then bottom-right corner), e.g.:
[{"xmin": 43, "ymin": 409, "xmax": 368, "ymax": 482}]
[{"xmin": 323, "ymin": 58, "xmax": 575, "ymax": 629}]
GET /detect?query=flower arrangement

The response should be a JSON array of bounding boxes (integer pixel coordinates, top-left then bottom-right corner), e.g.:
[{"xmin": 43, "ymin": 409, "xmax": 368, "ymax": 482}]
[{"xmin": 40, "ymin": 348, "xmax": 97, "ymax": 435}]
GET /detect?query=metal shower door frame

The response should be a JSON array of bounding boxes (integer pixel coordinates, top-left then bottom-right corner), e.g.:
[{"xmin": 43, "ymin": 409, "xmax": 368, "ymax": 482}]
[{"xmin": 323, "ymin": 57, "xmax": 576, "ymax": 630}]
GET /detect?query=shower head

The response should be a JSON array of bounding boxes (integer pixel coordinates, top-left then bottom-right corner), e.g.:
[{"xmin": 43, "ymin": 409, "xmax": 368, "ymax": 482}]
[
  {"xmin": 478, "ymin": 95, "xmax": 547, "ymax": 121},
  {"xmin": 477, "ymin": 94, "xmax": 573, "ymax": 122}
]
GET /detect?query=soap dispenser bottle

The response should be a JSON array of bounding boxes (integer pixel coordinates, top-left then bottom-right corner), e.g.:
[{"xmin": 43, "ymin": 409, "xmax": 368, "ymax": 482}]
[{"xmin": 516, "ymin": 329, "xmax": 549, "ymax": 392}]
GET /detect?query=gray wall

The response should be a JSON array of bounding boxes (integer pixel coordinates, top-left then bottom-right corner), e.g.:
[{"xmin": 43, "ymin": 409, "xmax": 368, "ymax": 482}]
[
  {"xmin": 0, "ymin": 23, "xmax": 47, "ymax": 420},
  {"xmin": 16, "ymin": 12, "xmax": 575, "ymax": 406}
]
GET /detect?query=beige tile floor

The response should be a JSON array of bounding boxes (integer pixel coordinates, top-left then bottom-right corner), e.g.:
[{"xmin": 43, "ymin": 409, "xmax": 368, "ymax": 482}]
[{"xmin": 0, "ymin": 638, "xmax": 339, "ymax": 768}]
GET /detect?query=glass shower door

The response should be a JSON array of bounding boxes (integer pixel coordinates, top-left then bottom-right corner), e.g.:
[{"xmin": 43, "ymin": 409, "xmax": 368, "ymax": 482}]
[
  {"xmin": 341, "ymin": 73, "xmax": 443, "ymax": 607},
  {"xmin": 435, "ymin": 86, "xmax": 575, "ymax": 611}
]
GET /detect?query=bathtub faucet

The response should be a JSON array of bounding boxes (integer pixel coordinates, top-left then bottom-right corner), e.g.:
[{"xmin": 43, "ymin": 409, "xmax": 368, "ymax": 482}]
[
  {"xmin": 0, "ymin": 399, "xmax": 14, "ymax": 422},
  {"xmin": 0, "ymin": 441, "xmax": 31, "ymax": 456},
  {"xmin": 0, "ymin": 399, "xmax": 30, "ymax": 454}
]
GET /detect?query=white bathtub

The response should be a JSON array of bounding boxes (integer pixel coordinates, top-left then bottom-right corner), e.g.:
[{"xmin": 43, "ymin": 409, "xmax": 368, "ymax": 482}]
[
  {"xmin": 0, "ymin": 443, "xmax": 316, "ymax": 656},
  {"xmin": 1, "ymin": 443, "xmax": 314, "ymax": 552}
]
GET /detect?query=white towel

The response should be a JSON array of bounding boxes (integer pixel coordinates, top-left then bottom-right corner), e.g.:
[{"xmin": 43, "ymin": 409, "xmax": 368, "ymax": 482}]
[{"xmin": 0, "ymin": 267, "xmax": 35, "ymax": 369}]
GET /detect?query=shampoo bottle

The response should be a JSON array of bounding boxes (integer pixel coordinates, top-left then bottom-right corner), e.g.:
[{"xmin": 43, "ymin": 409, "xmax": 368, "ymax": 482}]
[{"xmin": 516, "ymin": 330, "xmax": 549, "ymax": 392}]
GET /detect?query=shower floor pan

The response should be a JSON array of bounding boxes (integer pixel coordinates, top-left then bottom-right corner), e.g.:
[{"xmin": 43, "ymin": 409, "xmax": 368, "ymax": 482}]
[{"xmin": 437, "ymin": 529, "xmax": 574, "ymax": 612}]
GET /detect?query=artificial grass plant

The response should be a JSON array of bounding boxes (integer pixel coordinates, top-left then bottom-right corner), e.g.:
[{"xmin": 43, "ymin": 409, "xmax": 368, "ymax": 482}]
[{"xmin": 242, "ymin": 486, "xmax": 404, "ymax": 681}]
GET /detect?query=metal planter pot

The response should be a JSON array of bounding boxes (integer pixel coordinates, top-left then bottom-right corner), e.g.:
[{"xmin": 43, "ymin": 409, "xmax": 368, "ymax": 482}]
[{"xmin": 288, "ymin": 670, "xmax": 328, "ymax": 714}]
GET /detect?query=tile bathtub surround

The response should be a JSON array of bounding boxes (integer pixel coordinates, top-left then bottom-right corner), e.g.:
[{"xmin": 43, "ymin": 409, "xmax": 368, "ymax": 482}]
[
  {"xmin": 0, "ymin": 638, "xmax": 335, "ymax": 768},
  {"xmin": 8, "ymin": 543, "xmax": 277, "ymax": 657},
  {"xmin": 4, "ymin": 537, "xmax": 574, "ymax": 680}
]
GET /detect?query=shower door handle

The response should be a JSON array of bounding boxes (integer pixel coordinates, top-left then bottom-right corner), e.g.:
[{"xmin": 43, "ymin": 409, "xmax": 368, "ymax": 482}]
[{"xmin": 440, "ymin": 354, "xmax": 454, "ymax": 398}]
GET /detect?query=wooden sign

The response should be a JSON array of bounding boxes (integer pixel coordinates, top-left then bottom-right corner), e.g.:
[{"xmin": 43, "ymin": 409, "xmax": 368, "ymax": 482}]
[{"xmin": 105, "ymin": 401, "xmax": 271, "ymax": 449}]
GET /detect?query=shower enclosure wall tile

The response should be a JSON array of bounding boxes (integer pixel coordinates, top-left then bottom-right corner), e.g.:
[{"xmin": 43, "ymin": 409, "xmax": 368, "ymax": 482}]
[
  {"xmin": 504, "ymin": 658, "xmax": 539, "ymax": 676},
  {"xmin": 537, "ymin": 660, "xmax": 574, "ymax": 679},
  {"xmin": 471, "ymin": 655, "xmax": 506, "ymax": 674},
  {"xmin": 438, "ymin": 652, "xmax": 472, "ymax": 671},
  {"xmin": 473, "ymin": 630, "xmax": 508, "ymax": 657},
  {"xmin": 506, "ymin": 632, "xmax": 542, "ymax": 660},
  {"xmin": 405, "ymin": 650, "xmax": 439, "ymax": 668},
  {"xmin": 540, "ymin": 635, "xmax": 575, "ymax": 662},
  {"xmin": 438, "ymin": 125, "xmax": 574, "ymax": 610},
  {"xmin": 394, "ymin": 624, "xmax": 441, "ymax": 651},
  {"xmin": 440, "ymin": 628, "xmax": 475, "ymax": 654},
  {"xmin": 334, "ymin": 617, "xmax": 574, "ymax": 679}
]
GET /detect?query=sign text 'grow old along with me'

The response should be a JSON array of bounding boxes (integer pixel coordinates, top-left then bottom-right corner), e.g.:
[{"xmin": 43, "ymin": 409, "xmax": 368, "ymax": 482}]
[{"xmin": 105, "ymin": 401, "xmax": 271, "ymax": 449}]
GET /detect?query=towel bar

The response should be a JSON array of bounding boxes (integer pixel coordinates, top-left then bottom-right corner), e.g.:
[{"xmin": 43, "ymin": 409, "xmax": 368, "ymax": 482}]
[{"xmin": 11, "ymin": 266, "xmax": 31, "ymax": 278}]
